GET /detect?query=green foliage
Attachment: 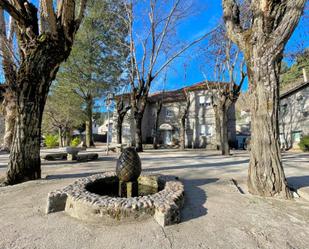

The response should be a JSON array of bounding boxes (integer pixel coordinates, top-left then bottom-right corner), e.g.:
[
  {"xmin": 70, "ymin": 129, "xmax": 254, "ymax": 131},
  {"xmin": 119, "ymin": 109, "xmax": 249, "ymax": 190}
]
[
  {"xmin": 45, "ymin": 135, "xmax": 59, "ymax": 148},
  {"xmin": 70, "ymin": 137, "xmax": 82, "ymax": 147},
  {"xmin": 42, "ymin": 82, "xmax": 85, "ymax": 135},
  {"xmin": 281, "ymin": 49, "xmax": 309, "ymax": 86},
  {"xmin": 56, "ymin": 0, "xmax": 129, "ymax": 103},
  {"xmin": 299, "ymin": 135, "xmax": 309, "ymax": 152}
]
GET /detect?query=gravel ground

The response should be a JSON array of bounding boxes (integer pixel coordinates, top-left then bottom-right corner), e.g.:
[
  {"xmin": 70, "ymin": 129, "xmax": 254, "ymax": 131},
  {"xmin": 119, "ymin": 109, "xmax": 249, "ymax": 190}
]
[{"xmin": 0, "ymin": 149, "xmax": 309, "ymax": 249}]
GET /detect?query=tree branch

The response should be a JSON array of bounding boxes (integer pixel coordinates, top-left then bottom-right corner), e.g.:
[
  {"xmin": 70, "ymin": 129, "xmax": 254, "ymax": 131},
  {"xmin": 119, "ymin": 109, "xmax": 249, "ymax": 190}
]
[
  {"xmin": 153, "ymin": 27, "xmax": 217, "ymax": 79},
  {"xmin": 222, "ymin": 0, "xmax": 246, "ymax": 50},
  {"xmin": 0, "ymin": 0, "xmax": 27, "ymax": 27}
]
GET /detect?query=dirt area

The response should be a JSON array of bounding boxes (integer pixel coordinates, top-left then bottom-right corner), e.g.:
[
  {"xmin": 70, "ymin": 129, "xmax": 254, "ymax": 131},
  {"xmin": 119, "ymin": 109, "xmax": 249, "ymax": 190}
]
[{"xmin": 0, "ymin": 149, "xmax": 309, "ymax": 249}]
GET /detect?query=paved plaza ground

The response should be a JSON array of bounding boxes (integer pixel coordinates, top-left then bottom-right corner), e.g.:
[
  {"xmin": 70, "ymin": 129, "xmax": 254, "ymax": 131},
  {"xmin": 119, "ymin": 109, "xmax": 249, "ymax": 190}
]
[{"xmin": 0, "ymin": 149, "xmax": 309, "ymax": 249}]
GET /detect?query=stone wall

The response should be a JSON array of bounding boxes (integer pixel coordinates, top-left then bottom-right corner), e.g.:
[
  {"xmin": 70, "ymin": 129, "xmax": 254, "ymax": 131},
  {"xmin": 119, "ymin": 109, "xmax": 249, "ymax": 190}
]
[{"xmin": 112, "ymin": 88, "xmax": 236, "ymax": 149}]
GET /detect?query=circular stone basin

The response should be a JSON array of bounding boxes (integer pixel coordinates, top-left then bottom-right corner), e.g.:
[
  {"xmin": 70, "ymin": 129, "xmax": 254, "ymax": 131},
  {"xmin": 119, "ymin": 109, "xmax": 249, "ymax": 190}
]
[{"xmin": 46, "ymin": 172, "xmax": 184, "ymax": 227}]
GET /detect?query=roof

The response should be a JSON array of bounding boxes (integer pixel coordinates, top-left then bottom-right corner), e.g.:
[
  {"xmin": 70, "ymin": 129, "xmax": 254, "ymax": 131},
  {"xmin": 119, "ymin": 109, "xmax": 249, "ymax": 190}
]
[
  {"xmin": 115, "ymin": 81, "xmax": 229, "ymax": 104},
  {"xmin": 148, "ymin": 81, "xmax": 228, "ymax": 103},
  {"xmin": 280, "ymin": 81, "xmax": 309, "ymax": 99},
  {"xmin": 148, "ymin": 89, "xmax": 186, "ymax": 103}
]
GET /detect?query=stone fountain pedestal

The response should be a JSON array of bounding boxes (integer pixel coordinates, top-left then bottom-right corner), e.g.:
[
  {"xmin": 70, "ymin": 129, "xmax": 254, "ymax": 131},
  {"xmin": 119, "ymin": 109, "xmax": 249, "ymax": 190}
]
[{"xmin": 119, "ymin": 181, "xmax": 138, "ymax": 198}]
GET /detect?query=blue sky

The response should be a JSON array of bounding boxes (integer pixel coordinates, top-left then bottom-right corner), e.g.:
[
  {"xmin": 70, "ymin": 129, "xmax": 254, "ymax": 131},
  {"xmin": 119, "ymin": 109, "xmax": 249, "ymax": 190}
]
[
  {"xmin": 150, "ymin": 0, "xmax": 309, "ymax": 93},
  {"xmin": 0, "ymin": 0, "xmax": 308, "ymax": 94}
]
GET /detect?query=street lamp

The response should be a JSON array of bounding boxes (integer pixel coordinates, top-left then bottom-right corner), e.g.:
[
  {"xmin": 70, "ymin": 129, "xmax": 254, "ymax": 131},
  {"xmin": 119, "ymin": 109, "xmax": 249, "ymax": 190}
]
[{"xmin": 106, "ymin": 92, "xmax": 114, "ymax": 155}]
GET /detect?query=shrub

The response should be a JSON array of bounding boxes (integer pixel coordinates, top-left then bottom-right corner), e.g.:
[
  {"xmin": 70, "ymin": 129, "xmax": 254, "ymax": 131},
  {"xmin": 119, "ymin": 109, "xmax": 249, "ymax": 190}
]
[
  {"xmin": 299, "ymin": 135, "xmax": 309, "ymax": 152},
  {"xmin": 70, "ymin": 137, "xmax": 81, "ymax": 147},
  {"xmin": 45, "ymin": 134, "xmax": 59, "ymax": 148}
]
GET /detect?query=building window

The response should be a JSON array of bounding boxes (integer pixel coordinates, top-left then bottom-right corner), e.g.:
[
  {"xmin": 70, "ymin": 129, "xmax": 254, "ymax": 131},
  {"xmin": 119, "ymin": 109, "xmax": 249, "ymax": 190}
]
[
  {"xmin": 200, "ymin": 124, "xmax": 213, "ymax": 136},
  {"xmin": 292, "ymin": 131, "xmax": 302, "ymax": 143},
  {"xmin": 166, "ymin": 109, "xmax": 173, "ymax": 118},
  {"xmin": 206, "ymin": 125, "xmax": 213, "ymax": 136},
  {"xmin": 200, "ymin": 124, "xmax": 206, "ymax": 136},
  {"xmin": 199, "ymin": 96, "xmax": 211, "ymax": 107},
  {"xmin": 280, "ymin": 103, "xmax": 288, "ymax": 114}
]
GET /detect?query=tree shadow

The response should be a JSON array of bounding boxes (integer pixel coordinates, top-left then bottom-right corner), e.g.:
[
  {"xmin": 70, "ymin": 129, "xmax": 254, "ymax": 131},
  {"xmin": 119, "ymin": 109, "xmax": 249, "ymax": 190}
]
[
  {"xmin": 287, "ymin": 175, "xmax": 309, "ymax": 190},
  {"xmin": 181, "ymin": 178, "xmax": 219, "ymax": 222},
  {"xmin": 144, "ymin": 159, "xmax": 249, "ymax": 172},
  {"xmin": 45, "ymin": 171, "xmax": 103, "ymax": 180},
  {"xmin": 41, "ymin": 156, "xmax": 115, "ymax": 166}
]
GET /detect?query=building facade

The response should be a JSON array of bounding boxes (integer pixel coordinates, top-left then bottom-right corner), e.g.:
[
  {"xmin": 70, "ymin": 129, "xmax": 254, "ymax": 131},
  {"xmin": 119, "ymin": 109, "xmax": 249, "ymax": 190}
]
[
  {"xmin": 279, "ymin": 81, "xmax": 309, "ymax": 149},
  {"xmin": 112, "ymin": 82, "xmax": 236, "ymax": 149}
]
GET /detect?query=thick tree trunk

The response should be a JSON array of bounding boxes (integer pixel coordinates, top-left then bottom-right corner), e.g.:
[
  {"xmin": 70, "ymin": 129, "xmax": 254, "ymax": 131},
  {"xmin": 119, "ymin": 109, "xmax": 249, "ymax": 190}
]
[
  {"xmin": 247, "ymin": 59, "xmax": 292, "ymax": 199},
  {"xmin": 2, "ymin": 92, "xmax": 16, "ymax": 151},
  {"xmin": 135, "ymin": 114, "xmax": 143, "ymax": 152},
  {"xmin": 6, "ymin": 82, "xmax": 47, "ymax": 184},
  {"xmin": 85, "ymin": 96, "xmax": 94, "ymax": 147},
  {"xmin": 5, "ymin": 34, "xmax": 71, "ymax": 185}
]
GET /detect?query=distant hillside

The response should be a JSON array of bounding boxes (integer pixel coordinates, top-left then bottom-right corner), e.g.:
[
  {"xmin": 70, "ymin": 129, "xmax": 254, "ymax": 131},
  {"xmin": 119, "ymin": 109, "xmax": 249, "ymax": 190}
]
[{"xmin": 280, "ymin": 49, "xmax": 309, "ymax": 88}]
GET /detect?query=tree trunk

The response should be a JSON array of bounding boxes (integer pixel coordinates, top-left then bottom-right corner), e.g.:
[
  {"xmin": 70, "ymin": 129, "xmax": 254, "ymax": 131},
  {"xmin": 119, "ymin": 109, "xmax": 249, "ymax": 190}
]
[
  {"xmin": 5, "ymin": 35, "xmax": 72, "ymax": 185},
  {"xmin": 85, "ymin": 96, "xmax": 94, "ymax": 147},
  {"xmin": 247, "ymin": 59, "xmax": 292, "ymax": 198},
  {"xmin": 220, "ymin": 107, "xmax": 230, "ymax": 155},
  {"xmin": 135, "ymin": 114, "xmax": 143, "ymax": 152},
  {"xmin": 214, "ymin": 107, "xmax": 222, "ymax": 151},
  {"xmin": 153, "ymin": 110, "xmax": 161, "ymax": 150},
  {"xmin": 58, "ymin": 128, "xmax": 64, "ymax": 147},
  {"xmin": 6, "ymin": 82, "xmax": 47, "ymax": 184},
  {"xmin": 180, "ymin": 115, "xmax": 186, "ymax": 150},
  {"xmin": 2, "ymin": 92, "xmax": 16, "ymax": 151},
  {"xmin": 65, "ymin": 129, "xmax": 72, "ymax": 146},
  {"xmin": 116, "ymin": 116, "xmax": 123, "ymax": 144}
]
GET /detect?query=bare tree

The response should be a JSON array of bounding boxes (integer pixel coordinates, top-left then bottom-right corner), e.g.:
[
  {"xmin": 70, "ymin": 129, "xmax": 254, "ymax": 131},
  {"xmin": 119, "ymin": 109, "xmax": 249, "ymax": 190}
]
[
  {"xmin": 115, "ymin": 93, "xmax": 131, "ymax": 144},
  {"xmin": 125, "ymin": 0, "xmax": 214, "ymax": 152},
  {"xmin": 179, "ymin": 89, "xmax": 190, "ymax": 150},
  {"xmin": 153, "ymin": 95, "xmax": 163, "ymax": 149},
  {"xmin": 0, "ymin": 0, "xmax": 88, "ymax": 185},
  {"xmin": 222, "ymin": 0, "xmax": 306, "ymax": 198},
  {"xmin": 0, "ymin": 11, "xmax": 17, "ymax": 151},
  {"xmin": 204, "ymin": 35, "xmax": 246, "ymax": 155}
]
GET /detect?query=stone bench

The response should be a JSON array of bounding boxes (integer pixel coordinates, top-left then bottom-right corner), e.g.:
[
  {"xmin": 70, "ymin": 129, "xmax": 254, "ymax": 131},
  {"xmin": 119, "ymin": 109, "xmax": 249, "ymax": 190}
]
[
  {"xmin": 76, "ymin": 153, "xmax": 99, "ymax": 162},
  {"xmin": 42, "ymin": 153, "xmax": 67, "ymax": 161}
]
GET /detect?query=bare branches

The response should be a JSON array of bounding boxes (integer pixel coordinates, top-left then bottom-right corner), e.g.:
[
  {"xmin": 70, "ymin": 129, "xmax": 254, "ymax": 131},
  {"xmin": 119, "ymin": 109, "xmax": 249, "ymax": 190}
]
[
  {"xmin": 268, "ymin": 0, "xmax": 306, "ymax": 54},
  {"xmin": 75, "ymin": 0, "xmax": 87, "ymax": 29},
  {"xmin": 0, "ymin": 7, "xmax": 16, "ymax": 83}
]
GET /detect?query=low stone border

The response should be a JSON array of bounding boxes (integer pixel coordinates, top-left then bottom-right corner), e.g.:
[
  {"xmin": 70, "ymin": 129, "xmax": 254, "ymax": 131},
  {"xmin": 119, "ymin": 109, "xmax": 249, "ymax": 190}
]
[
  {"xmin": 76, "ymin": 153, "xmax": 99, "ymax": 162},
  {"xmin": 46, "ymin": 172, "xmax": 184, "ymax": 227}
]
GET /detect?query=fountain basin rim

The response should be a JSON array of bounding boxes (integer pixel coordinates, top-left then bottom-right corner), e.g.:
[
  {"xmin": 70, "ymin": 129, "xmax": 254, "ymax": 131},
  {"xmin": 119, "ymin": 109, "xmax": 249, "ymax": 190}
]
[{"xmin": 46, "ymin": 172, "xmax": 184, "ymax": 227}]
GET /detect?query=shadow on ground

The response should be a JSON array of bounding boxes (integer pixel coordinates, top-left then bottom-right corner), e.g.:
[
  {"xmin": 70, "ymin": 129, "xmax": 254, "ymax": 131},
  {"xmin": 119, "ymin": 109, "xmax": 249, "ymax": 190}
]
[
  {"xmin": 181, "ymin": 178, "xmax": 219, "ymax": 223},
  {"xmin": 41, "ymin": 156, "xmax": 115, "ymax": 166},
  {"xmin": 287, "ymin": 175, "xmax": 309, "ymax": 189},
  {"xmin": 45, "ymin": 171, "xmax": 103, "ymax": 180},
  {"xmin": 144, "ymin": 159, "xmax": 249, "ymax": 172}
]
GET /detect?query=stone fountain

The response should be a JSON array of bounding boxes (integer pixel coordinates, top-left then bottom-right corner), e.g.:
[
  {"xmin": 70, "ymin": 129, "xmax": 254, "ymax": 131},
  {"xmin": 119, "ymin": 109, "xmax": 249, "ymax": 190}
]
[{"xmin": 46, "ymin": 147, "xmax": 184, "ymax": 227}]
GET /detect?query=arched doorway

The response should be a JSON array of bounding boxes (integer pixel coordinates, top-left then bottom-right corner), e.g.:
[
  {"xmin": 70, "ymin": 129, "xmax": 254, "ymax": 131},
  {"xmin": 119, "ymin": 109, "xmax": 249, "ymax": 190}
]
[{"xmin": 159, "ymin": 124, "xmax": 173, "ymax": 145}]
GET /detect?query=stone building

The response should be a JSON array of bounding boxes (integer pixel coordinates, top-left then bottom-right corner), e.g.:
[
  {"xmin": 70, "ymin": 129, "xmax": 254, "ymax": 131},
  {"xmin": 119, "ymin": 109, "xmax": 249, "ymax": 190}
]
[
  {"xmin": 279, "ymin": 80, "xmax": 309, "ymax": 149},
  {"xmin": 112, "ymin": 82, "xmax": 236, "ymax": 149}
]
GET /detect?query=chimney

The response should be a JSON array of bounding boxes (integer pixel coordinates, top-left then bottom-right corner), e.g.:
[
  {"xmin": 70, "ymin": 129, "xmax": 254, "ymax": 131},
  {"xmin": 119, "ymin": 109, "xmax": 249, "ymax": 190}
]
[{"xmin": 303, "ymin": 68, "xmax": 308, "ymax": 82}]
